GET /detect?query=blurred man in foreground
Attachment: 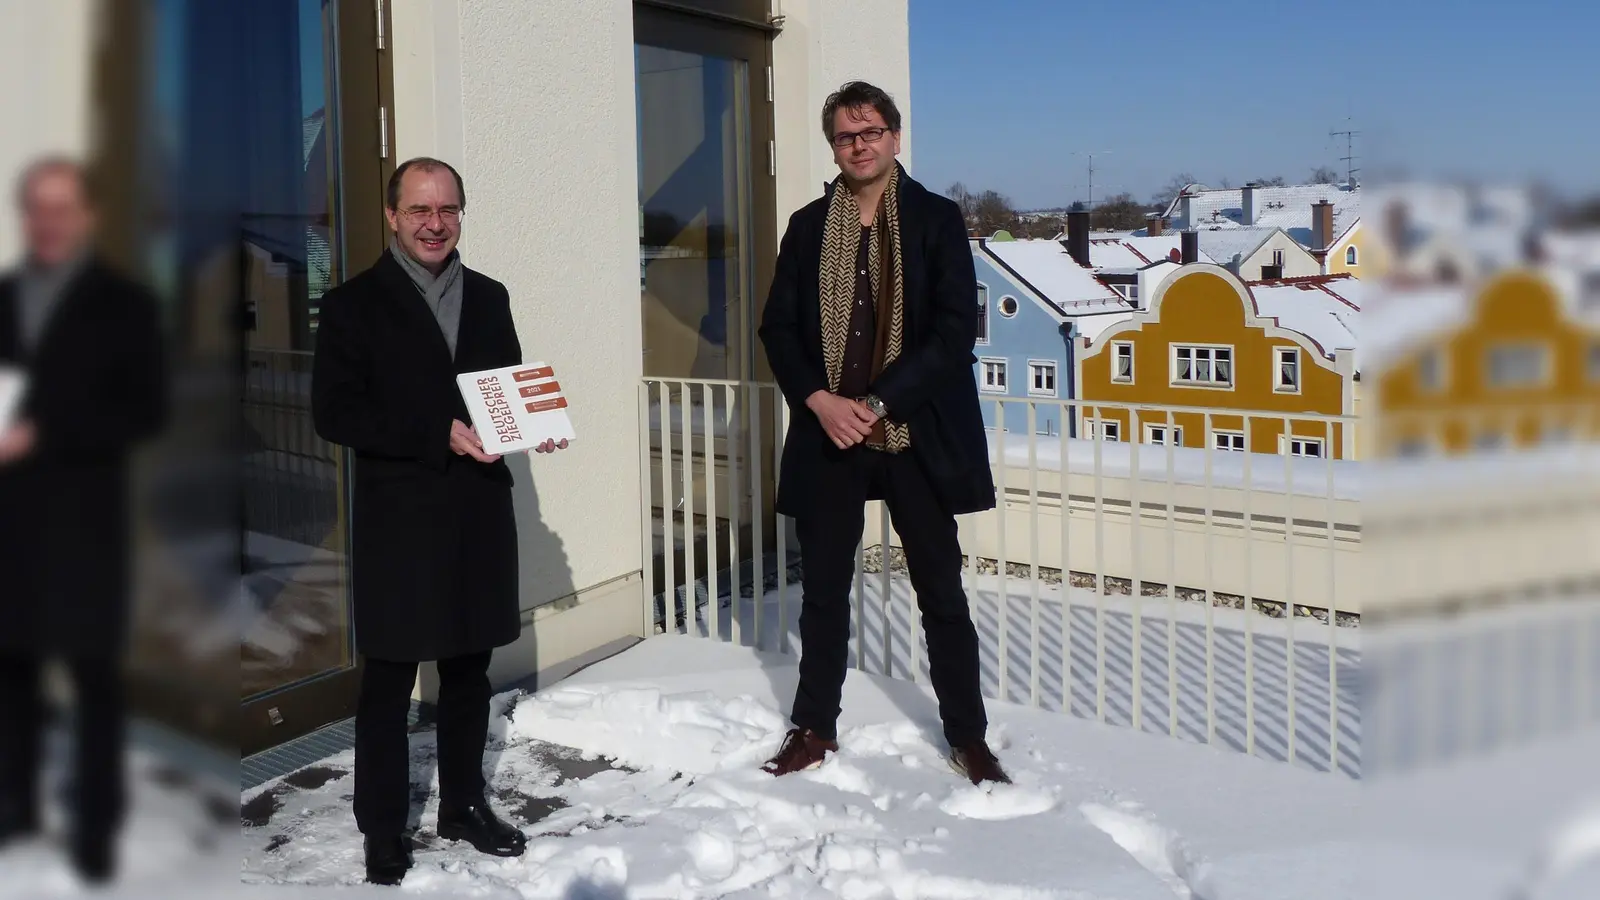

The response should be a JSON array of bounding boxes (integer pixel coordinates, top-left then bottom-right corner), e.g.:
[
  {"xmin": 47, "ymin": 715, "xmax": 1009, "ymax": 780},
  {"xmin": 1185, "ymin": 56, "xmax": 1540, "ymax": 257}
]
[{"xmin": 0, "ymin": 156, "xmax": 167, "ymax": 883}]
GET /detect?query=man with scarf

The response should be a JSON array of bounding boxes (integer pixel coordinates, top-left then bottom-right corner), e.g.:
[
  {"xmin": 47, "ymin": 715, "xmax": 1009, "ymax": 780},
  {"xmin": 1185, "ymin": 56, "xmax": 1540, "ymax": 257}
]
[
  {"xmin": 757, "ymin": 83, "xmax": 1008, "ymax": 785},
  {"xmin": 312, "ymin": 157, "xmax": 565, "ymax": 885}
]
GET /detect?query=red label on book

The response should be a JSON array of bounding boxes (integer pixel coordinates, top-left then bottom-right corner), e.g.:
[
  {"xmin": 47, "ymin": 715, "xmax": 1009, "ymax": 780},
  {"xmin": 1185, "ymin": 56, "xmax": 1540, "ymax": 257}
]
[
  {"xmin": 513, "ymin": 367, "xmax": 554, "ymax": 382},
  {"xmin": 518, "ymin": 382, "xmax": 561, "ymax": 398},
  {"xmin": 525, "ymin": 397, "xmax": 569, "ymax": 414}
]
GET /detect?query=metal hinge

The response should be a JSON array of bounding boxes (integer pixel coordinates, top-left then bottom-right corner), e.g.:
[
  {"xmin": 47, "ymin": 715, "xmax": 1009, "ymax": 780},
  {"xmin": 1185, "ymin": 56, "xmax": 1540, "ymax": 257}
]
[
  {"xmin": 375, "ymin": 0, "xmax": 386, "ymax": 49},
  {"xmin": 766, "ymin": 65, "xmax": 773, "ymax": 102},
  {"xmin": 768, "ymin": 140, "xmax": 775, "ymax": 176},
  {"xmin": 378, "ymin": 107, "xmax": 389, "ymax": 159}
]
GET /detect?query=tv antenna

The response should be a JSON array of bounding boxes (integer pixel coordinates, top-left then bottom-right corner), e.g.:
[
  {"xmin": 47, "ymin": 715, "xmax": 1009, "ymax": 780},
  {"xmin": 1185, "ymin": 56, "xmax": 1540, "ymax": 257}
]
[
  {"xmin": 1329, "ymin": 121, "xmax": 1359, "ymax": 185},
  {"xmin": 1072, "ymin": 149, "xmax": 1113, "ymax": 213}
]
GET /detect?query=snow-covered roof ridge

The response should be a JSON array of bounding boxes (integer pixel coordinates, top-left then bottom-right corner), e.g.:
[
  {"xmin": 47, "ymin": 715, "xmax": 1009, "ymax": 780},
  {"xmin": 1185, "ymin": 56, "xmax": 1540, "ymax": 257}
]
[
  {"xmin": 978, "ymin": 238, "xmax": 1131, "ymax": 321},
  {"xmin": 1161, "ymin": 182, "xmax": 1361, "ymax": 251}
]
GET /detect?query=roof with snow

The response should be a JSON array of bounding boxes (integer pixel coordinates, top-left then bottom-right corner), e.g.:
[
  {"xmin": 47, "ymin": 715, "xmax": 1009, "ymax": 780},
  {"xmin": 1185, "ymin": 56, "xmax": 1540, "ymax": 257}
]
[
  {"xmin": 977, "ymin": 239, "xmax": 1131, "ymax": 321},
  {"xmin": 1087, "ymin": 235, "xmax": 1217, "ymax": 271},
  {"xmin": 1245, "ymin": 275, "xmax": 1361, "ymax": 363},
  {"xmin": 1192, "ymin": 226, "xmax": 1286, "ymax": 268},
  {"xmin": 1162, "ymin": 182, "xmax": 1361, "ymax": 250}
]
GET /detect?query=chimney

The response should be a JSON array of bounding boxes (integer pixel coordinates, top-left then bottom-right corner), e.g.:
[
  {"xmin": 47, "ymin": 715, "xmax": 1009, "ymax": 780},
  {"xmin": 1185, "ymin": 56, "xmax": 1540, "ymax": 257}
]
[
  {"xmin": 1312, "ymin": 200, "xmax": 1335, "ymax": 250},
  {"xmin": 1180, "ymin": 229, "xmax": 1199, "ymax": 264},
  {"xmin": 1146, "ymin": 213, "xmax": 1165, "ymax": 237},
  {"xmin": 1066, "ymin": 209, "xmax": 1092, "ymax": 268},
  {"xmin": 1241, "ymin": 181, "xmax": 1260, "ymax": 226}
]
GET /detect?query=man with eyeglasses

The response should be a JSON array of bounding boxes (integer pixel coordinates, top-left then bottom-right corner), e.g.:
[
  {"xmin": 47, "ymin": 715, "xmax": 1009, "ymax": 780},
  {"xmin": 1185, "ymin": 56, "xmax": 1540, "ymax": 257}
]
[
  {"xmin": 312, "ymin": 156, "xmax": 565, "ymax": 884},
  {"xmin": 758, "ymin": 82, "xmax": 1008, "ymax": 784}
]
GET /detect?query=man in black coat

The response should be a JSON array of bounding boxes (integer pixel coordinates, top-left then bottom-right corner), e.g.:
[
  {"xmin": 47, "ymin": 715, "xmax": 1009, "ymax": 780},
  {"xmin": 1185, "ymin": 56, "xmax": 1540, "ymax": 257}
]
[
  {"xmin": 311, "ymin": 157, "xmax": 564, "ymax": 885},
  {"xmin": 0, "ymin": 157, "xmax": 167, "ymax": 884},
  {"xmin": 757, "ymin": 83, "xmax": 1009, "ymax": 785}
]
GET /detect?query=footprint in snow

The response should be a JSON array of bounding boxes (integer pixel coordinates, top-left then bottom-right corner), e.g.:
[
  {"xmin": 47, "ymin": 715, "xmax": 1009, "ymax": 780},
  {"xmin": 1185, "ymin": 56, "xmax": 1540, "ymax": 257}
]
[{"xmin": 937, "ymin": 782, "xmax": 1057, "ymax": 820}]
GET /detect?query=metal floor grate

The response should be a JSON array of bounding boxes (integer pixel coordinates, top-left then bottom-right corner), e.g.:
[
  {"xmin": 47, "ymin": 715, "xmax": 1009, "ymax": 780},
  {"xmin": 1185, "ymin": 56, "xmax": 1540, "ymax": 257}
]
[{"xmin": 241, "ymin": 702, "xmax": 423, "ymax": 792}]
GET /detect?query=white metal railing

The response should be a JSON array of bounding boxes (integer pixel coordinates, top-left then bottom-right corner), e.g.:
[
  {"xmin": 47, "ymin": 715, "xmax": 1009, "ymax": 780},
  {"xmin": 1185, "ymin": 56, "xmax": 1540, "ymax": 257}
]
[{"xmin": 639, "ymin": 378, "xmax": 1369, "ymax": 776}]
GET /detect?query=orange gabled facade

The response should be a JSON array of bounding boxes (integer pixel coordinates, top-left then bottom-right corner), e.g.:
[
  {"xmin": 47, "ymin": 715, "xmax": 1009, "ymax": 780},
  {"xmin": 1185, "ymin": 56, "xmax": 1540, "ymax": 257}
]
[
  {"xmin": 1372, "ymin": 268, "xmax": 1600, "ymax": 455},
  {"xmin": 1075, "ymin": 265, "xmax": 1357, "ymax": 459}
]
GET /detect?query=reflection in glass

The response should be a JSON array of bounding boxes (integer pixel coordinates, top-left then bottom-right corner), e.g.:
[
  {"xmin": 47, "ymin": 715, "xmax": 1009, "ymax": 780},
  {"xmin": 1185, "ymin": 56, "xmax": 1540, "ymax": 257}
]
[
  {"xmin": 636, "ymin": 45, "xmax": 753, "ymax": 381},
  {"xmin": 238, "ymin": 0, "xmax": 354, "ymax": 701}
]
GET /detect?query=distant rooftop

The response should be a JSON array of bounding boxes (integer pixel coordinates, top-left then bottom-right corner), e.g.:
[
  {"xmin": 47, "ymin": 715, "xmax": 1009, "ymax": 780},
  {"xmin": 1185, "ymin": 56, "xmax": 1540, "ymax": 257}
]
[
  {"xmin": 976, "ymin": 238, "xmax": 1131, "ymax": 321},
  {"xmin": 1160, "ymin": 182, "xmax": 1361, "ymax": 251}
]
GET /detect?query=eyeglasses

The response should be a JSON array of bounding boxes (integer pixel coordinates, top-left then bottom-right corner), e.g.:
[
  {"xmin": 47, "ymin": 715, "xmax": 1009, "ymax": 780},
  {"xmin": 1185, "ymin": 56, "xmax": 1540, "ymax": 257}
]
[
  {"xmin": 398, "ymin": 206, "xmax": 463, "ymax": 225},
  {"xmin": 830, "ymin": 127, "xmax": 891, "ymax": 149}
]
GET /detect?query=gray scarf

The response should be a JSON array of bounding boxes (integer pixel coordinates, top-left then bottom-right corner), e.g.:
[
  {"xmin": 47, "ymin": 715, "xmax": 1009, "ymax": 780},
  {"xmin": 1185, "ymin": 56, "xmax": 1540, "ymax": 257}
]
[
  {"xmin": 17, "ymin": 250, "xmax": 89, "ymax": 354},
  {"xmin": 389, "ymin": 238, "xmax": 463, "ymax": 359}
]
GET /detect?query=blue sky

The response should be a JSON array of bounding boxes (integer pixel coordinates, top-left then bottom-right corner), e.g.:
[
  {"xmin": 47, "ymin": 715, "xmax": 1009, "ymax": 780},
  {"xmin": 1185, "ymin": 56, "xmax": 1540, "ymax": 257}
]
[{"xmin": 908, "ymin": 0, "xmax": 1599, "ymax": 209}]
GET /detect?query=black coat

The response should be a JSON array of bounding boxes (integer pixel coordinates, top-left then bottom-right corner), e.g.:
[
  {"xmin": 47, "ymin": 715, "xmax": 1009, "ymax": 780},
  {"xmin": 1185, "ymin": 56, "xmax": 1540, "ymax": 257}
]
[
  {"xmin": 311, "ymin": 252, "xmax": 523, "ymax": 662},
  {"xmin": 0, "ymin": 259, "xmax": 167, "ymax": 657},
  {"xmin": 758, "ymin": 165, "xmax": 996, "ymax": 519}
]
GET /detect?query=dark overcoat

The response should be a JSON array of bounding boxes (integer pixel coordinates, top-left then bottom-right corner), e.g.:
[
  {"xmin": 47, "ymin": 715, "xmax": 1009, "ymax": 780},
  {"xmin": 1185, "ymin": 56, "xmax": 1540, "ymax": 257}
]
[
  {"xmin": 311, "ymin": 252, "xmax": 523, "ymax": 662},
  {"xmin": 0, "ymin": 259, "xmax": 168, "ymax": 657},
  {"xmin": 758, "ymin": 164, "xmax": 997, "ymax": 519}
]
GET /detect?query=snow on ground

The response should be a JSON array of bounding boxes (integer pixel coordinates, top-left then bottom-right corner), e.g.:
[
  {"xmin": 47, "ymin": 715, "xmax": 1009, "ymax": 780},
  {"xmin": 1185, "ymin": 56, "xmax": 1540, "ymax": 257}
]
[
  {"xmin": 668, "ymin": 573, "xmax": 1360, "ymax": 776},
  {"xmin": 241, "ymin": 634, "xmax": 1366, "ymax": 898}
]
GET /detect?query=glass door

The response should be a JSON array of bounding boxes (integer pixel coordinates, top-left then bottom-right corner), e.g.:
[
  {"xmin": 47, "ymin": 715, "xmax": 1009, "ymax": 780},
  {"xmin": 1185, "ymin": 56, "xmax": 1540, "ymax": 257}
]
[{"xmin": 635, "ymin": 2, "xmax": 780, "ymax": 630}]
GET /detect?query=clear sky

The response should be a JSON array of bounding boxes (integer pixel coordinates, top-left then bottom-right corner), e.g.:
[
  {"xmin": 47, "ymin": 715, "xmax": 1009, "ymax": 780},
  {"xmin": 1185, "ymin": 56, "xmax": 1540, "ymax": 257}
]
[{"xmin": 908, "ymin": 0, "xmax": 1599, "ymax": 209}]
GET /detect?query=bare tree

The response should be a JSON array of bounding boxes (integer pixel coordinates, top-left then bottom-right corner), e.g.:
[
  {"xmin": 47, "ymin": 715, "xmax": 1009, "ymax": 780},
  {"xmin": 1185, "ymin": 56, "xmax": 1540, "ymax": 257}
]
[
  {"xmin": 1151, "ymin": 172, "xmax": 1199, "ymax": 210},
  {"xmin": 1252, "ymin": 175, "xmax": 1288, "ymax": 187},
  {"xmin": 945, "ymin": 182, "xmax": 979, "ymax": 227},
  {"xmin": 1309, "ymin": 166, "xmax": 1341, "ymax": 184},
  {"xmin": 1218, "ymin": 176, "xmax": 1235, "ymax": 190}
]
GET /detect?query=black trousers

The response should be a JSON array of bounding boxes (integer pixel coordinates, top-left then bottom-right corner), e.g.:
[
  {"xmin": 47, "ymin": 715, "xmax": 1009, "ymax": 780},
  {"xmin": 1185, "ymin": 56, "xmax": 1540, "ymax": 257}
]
[
  {"xmin": 790, "ymin": 449, "xmax": 987, "ymax": 747},
  {"xmin": 354, "ymin": 650, "xmax": 492, "ymax": 837},
  {"xmin": 0, "ymin": 653, "xmax": 125, "ymax": 841}
]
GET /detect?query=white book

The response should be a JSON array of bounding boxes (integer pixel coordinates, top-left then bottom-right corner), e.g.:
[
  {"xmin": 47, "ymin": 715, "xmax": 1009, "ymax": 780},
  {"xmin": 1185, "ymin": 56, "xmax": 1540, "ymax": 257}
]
[
  {"xmin": 455, "ymin": 361, "xmax": 576, "ymax": 456},
  {"xmin": 0, "ymin": 366, "xmax": 25, "ymax": 434}
]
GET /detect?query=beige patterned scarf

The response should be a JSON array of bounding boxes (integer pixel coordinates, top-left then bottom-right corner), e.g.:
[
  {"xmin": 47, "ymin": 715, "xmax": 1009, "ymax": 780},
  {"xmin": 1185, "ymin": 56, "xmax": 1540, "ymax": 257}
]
[{"xmin": 819, "ymin": 172, "xmax": 911, "ymax": 452}]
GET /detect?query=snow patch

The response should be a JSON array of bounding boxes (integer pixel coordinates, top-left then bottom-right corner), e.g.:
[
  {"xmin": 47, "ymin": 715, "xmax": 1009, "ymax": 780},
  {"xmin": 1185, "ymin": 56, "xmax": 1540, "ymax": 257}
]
[{"xmin": 1081, "ymin": 801, "xmax": 1222, "ymax": 899}]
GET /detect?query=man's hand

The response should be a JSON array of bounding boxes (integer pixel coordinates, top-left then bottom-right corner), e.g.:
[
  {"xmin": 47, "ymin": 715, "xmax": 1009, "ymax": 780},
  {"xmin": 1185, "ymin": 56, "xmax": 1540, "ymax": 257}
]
[
  {"xmin": 450, "ymin": 419, "xmax": 500, "ymax": 463},
  {"xmin": 533, "ymin": 438, "xmax": 569, "ymax": 454},
  {"xmin": 0, "ymin": 420, "xmax": 36, "ymax": 466},
  {"xmin": 806, "ymin": 391, "xmax": 875, "ymax": 450}
]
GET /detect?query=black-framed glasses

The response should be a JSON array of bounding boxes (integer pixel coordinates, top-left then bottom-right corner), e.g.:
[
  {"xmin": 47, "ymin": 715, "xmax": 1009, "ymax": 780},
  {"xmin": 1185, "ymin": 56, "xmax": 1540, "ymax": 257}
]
[
  {"xmin": 399, "ymin": 206, "xmax": 463, "ymax": 226},
  {"xmin": 830, "ymin": 127, "xmax": 891, "ymax": 149}
]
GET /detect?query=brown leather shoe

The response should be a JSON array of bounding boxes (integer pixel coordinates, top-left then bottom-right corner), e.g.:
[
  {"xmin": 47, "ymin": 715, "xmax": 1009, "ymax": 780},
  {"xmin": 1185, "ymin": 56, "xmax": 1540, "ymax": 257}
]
[
  {"xmin": 950, "ymin": 741, "xmax": 1012, "ymax": 785},
  {"xmin": 761, "ymin": 728, "xmax": 838, "ymax": 776}
]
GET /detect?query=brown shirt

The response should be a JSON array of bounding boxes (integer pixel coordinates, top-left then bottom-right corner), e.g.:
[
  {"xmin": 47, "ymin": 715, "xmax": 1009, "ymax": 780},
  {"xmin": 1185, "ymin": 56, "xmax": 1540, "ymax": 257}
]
[{"xmin": 837, "ymin": 226, "xmax": 877, "ymax": 399}]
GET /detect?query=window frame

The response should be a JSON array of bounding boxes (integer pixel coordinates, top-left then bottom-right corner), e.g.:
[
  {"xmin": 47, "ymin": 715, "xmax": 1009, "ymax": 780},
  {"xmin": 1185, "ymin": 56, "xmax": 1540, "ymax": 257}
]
[
  {"xmin": 976, "ymin": 282, "xmax": 990, "ymax": 345},
  {"xmin": 998, "ymin": 295, "xmax": 1020, "ymax": 318},
  {"xmin": 1345, "ymin": 245, "xmax": 1358, "ymax": 266},
  {"xmin": 1170, "ymin": 342, "xmax": 1236, "ymax": 390},
  {"xmin": 1274, "ymin": 345, "xmax": 1302, "ymax": 394},
  {"xmin": 1084, "ymin": 418, "xmax": 1122, "ymax": 442},
  {"xmin": 979, "ymin": 356, "xmax": 1009, "ymax": 394},
  {"xmin": 1110, "ymin": 341, "xmax": 1135, "ymax": 384},
  {"xmin": 1027, "ymin": 359, "xmax": 1058, "ymax": 398},
  {"xmin": 1211, "ymin": 429, "xmax": 1246, "ymax": 452},
  {"xmin": 1144, "ymin": 422, "xmax": 1185, "ymax": 446},
  {"xmin": 1485, "ymin": 342, "xmax": 1550, "ymax": 390},
  {"xmin": 1278, "ymin": 433, "xmax": 1326, "ymax": 458}
]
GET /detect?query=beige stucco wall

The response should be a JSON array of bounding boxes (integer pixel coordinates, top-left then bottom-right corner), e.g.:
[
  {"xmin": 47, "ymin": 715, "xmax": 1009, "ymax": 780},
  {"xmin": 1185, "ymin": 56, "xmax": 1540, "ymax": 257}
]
[
  {"xmin": 0, "ymin": 0, "xmax": 94, "ymax": 264},
  {"xmin": 771, "ymin": 0, "xmax": 912, "ymax": 224},
  {"xmin": 391, "ymin": 0, "xmax": 645, "ymax": 647}
]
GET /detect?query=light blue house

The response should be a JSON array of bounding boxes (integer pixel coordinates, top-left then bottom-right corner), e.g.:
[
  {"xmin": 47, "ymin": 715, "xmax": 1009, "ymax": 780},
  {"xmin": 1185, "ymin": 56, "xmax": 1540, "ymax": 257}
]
[{"xmin": 970, "ymin": 229, "xmax": 1138, "ymax": 436}]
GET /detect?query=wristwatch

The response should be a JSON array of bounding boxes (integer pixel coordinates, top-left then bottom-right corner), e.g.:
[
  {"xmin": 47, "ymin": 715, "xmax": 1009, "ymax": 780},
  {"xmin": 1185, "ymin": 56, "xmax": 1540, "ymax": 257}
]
[{"xmin": 863, "ymin": 394, "xmax": 889, "ymax": 419}]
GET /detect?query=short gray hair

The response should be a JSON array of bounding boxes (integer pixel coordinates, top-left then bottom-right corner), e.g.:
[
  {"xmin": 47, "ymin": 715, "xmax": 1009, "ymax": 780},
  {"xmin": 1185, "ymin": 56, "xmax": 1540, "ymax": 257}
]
[{"xmin": 15, "ymin": 155, "xmax": 97, "ymax": 209}]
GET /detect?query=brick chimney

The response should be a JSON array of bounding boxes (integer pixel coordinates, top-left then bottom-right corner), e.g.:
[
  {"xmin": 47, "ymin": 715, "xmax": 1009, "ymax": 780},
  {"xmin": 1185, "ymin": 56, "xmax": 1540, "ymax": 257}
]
[
  {"xmin": 1241, "ymin": 181, "xmax": 1260, "ymax": 226},
  {"xmin": 1311, "ymin": 200, "xmax": 1335, "ymax": 250},
  {"xmin": 1181, "ymin": 229, "xmax": 1199, "ymax": 264},
  {"xmin": 1066, "ymin": 209, "xmax": 1092, "ymax": 268},
  {"xmin": 1146, "ymin": 213, "xmax": 1165, "ymax": 237}
]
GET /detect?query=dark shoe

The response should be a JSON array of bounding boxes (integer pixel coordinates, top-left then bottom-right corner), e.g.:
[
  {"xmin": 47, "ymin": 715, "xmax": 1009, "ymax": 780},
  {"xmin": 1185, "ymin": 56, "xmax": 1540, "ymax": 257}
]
[
  {"xmin": 69, "ymin": 833, "xmax": 115, "ymax": 885},
  {"xmin": 437, "ymin": 802, "xmax": 526, "ymax": 858},
  {"xmin": 364, "ymin": 834, "xmax": 413, "ymax": 886},
  {"xmin": 761, "ymin": 728, "xmax": 839, "ymax": 776},
  {"xmin": 950, "ymin": 741, "xmax": 1012, "ymax": 785}
]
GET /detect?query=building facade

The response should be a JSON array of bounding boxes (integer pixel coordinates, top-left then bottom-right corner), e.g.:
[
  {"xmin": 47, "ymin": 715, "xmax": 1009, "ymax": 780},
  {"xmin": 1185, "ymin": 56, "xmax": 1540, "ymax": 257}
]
[{"xmin": 1075, "ymin": 265, "xmax": 1358, "ymax": 459}]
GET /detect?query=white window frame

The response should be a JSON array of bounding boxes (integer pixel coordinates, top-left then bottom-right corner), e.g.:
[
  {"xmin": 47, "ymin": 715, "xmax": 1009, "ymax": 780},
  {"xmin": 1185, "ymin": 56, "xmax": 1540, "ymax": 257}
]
[
  {"xmin": 1272, "ymin": 248, "xmax": 1286, "ymax": 267},
  {"xmin": 1084, "ymin": 418, "xmax": 1121, "ymax": 442},
  {"xmin": 1027, "ymin": 359, "xmax": 1058, "ymax": 398},
  {"xmin": 1279, "ymin": 434, "xmax": 1326, "ymax": 458},
  {"xmin": 1110, "ymin": 341, "xmax": 1134, "ymax": 383},
  {"xmin": 1212, "ymin": 429, "xmax": 1246, "ymax": 452},
  {"xmin": 975, "ymin": 283, "xmax": 990, "ymax": 345},
  {"xmin": 1417, "ymin": 347, "xmax": 1446, "ymax": 392},
  {"xmin": 1345, "ymin": 245, "xmax": 1358, "ymax": 266},
  {"xmin": 1274, "ymin": 346, "xmax": 1302, "ymax": 394},
  {"xmin": 998, "ymin": 295, "xmax": 1020, "ymax": 318},
  {"xmin": 1171, "ymin": 343, "xmax": 1235, "ymax": 389},
  {"xmin": 1485, "ymin": 342, "xmax": 1549, "ymax": 389},
  {"xmin": 1143, "ymin": 422, "xmax": 1185, "ymax": 446},
  {"xmin": 979, "ymin": 357, "xmax": 1008, "ymax": 393}
]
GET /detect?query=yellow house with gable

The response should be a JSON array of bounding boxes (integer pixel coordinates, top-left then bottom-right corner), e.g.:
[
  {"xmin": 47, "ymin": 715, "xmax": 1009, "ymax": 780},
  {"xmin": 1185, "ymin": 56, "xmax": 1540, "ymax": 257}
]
[
  {"xmin": 1075, "ymin": 265, "xmax": 1359, "ymax": 459},
  {"xmin": 1369, "ymin": 268, "xmax": 1600, "ymax": 455}
]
